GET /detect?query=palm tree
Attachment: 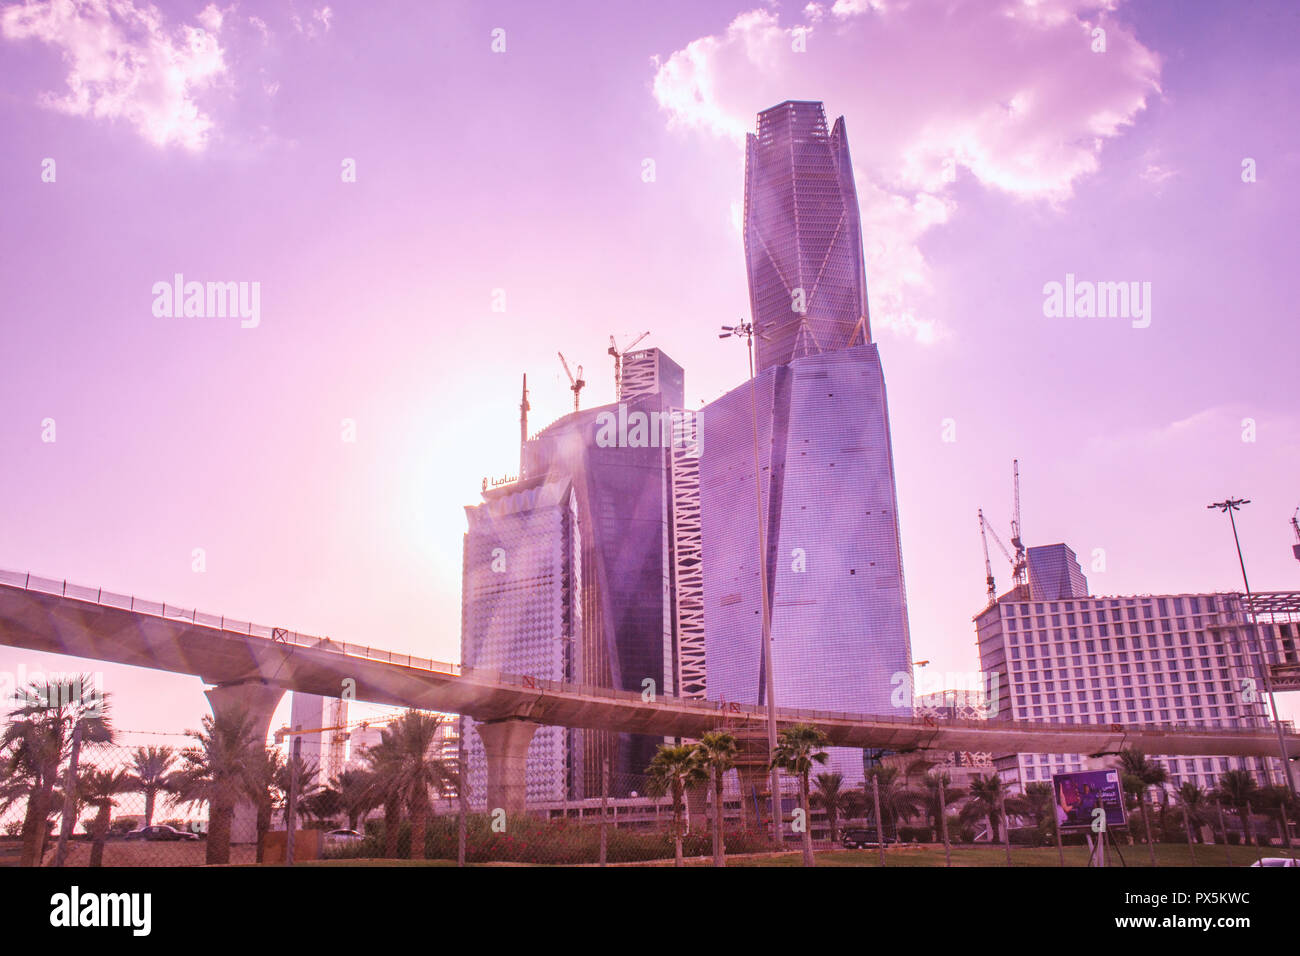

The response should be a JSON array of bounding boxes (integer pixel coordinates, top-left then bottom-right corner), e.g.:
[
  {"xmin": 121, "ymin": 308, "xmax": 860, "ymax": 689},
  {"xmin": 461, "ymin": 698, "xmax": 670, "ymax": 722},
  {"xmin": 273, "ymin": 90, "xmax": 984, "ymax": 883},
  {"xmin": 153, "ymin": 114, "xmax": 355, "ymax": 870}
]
[
  {"xmin": 866, "ymin": 765, "xmax": 927, "ymax": 842},
  {"xmin": 961, "ymin": 774, "xmax": 1030, "ymax": 853},
  {"xmin": 168, "ymin": 709, "xmax": 264, "ymax": 865},
  {"xmin": 771, "ymin": 723, "xmax": 829, "ymax": 867},
  {"xmin": 360, "ymin": 739, "xmax": 405, "ymax": 859},
  {"xmin": 2, "ymin": 675, "xmax": 114, "ymax": 866},
  {"xmin": 372, "ymin": 711, "xmax": 457, "ymax": 860},
  {"xmin": 246, "ymin": 746, "xmax": 283, "ymax": 863},
  {"xmin": 127, "ymin": 746, "xmax": 177, "ymax": 828},
  {"xmin": 921, "ymin": 771, "xmax": 965, "ymax": 843},
  {"xmin": 693, "ymin": 731, "xmax": 738, "ymax": 866},
  {"xmin": 329, "ymin": 769, "xmax": 375, "ymax": 832},
  {"xmin": 79, "ymin": 767, "xmax": 132, "ymax": 867},
  {"xmin": 1214, "ymin": 769, "xmax": 1259, "ymax": 848},
  {"xmin": 646, "ymin": 743, "xmax": 706, "ymax": 866},
  {"xmin": 1173, "ymin": 782, "xmax": 1213, "ymax": 862},
  {"xmin": 810, "ymin": 772, "xmax": 856, "ymax": 844},
  {"xmin": 1119, "ymin": 748, "xmax": 1167, "ymax": 864}
]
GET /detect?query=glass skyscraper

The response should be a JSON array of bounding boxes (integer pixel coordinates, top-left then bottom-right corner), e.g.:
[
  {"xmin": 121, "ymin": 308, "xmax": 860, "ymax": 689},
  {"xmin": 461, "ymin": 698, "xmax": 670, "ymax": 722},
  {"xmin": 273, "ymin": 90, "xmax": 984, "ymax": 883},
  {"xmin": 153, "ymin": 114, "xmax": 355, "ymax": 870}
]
[
  {"xmin": 700, "ymin": 101, "xmax": 912, "ymax": 780},
  {"xmin": 744, "ymin": 100, "xmax": 871, "ymax": 373}
]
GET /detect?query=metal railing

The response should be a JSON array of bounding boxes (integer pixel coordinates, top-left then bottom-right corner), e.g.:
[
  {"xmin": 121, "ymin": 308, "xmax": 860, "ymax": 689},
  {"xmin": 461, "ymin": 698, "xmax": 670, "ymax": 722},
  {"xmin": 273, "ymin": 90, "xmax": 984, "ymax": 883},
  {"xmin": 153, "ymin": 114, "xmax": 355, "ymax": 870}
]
[{"xmin": 0, "ymin": 569, "xmax": 460, "ymax": 677}]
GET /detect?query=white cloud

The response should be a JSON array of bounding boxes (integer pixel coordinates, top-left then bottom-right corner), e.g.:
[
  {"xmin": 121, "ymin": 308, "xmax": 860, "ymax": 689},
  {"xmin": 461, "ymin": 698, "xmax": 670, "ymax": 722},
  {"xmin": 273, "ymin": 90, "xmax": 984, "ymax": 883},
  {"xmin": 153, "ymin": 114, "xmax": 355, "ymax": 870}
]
[
  {"xmin": 651, "ymin": 0, "xmax": 1162, "ymax": 343},
  {"xmin": 1, "ymin": 0, "xmax": 228, "ymax": 151}
]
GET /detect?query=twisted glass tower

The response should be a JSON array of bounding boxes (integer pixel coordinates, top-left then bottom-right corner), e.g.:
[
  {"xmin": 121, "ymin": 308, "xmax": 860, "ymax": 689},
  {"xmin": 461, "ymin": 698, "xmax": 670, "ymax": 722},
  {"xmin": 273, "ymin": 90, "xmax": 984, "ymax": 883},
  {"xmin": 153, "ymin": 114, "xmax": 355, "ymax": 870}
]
[
  {"xmin": 744, "ymin": 100, "xmax": 871, "ymax": 372},
  {"xmin": 701, "ymin": 102, "xmax": 912, "ymax": 780}
]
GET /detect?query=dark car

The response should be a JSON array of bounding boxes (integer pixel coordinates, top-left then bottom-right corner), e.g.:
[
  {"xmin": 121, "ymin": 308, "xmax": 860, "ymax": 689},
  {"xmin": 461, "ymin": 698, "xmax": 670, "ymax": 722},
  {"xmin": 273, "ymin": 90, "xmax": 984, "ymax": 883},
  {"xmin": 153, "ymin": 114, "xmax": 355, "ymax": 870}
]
[
  {"xmin": 841, "ymin": 828, "xmax": 892, "ymax": 849},
  {"xmin": 124, "ymin": 824, "xmax": 200, "ymax": 842}
]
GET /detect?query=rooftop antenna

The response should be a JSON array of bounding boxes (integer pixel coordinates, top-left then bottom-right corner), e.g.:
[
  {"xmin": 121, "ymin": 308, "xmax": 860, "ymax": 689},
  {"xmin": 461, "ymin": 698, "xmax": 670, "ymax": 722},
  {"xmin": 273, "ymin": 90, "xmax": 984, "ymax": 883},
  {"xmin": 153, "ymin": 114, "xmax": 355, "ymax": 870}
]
[
  {"xmin": 557, "ymin": 352, "xmax": 585, "ymax": 412},
  {"xmin": 519, "ymin": 373, "xmax": 529, "ymax": 475},
  {"xmin": 1291, "ymin": 507, "xmax": 1300, "ymax": 563}
]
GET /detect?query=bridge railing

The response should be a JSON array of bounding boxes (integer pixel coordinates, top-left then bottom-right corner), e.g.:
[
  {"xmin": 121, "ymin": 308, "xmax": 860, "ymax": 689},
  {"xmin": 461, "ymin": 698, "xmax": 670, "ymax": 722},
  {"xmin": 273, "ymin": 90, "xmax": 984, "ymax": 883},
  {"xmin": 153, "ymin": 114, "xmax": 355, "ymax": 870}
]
[
  {"xmin": 0, "ymin": 569, "xmax": 461, "ymax": 677},
  {"xmin": 2, "ymin": 568, "xmax": 1294, "ymax": 741},
  {"xmin": 459, "ymin": 665, "xmax": 1296, "ymax": 739}
]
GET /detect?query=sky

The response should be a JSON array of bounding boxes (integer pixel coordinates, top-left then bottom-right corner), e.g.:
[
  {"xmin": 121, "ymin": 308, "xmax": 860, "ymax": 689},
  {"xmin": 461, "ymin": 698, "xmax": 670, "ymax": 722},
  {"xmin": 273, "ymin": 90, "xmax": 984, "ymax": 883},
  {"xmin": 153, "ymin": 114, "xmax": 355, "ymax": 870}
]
[{"xmin": 1, "ymin": 0, "xmax": 1298, "ymax": 742}]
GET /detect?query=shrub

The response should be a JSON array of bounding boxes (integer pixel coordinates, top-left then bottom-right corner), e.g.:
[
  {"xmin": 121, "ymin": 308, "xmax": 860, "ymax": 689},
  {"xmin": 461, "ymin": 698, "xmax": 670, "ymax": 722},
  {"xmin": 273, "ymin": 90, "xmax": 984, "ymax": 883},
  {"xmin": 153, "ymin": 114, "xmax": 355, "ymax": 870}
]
[{"xmin": 325, "ymin": 814, "xmax": 778, "ymax": 864}]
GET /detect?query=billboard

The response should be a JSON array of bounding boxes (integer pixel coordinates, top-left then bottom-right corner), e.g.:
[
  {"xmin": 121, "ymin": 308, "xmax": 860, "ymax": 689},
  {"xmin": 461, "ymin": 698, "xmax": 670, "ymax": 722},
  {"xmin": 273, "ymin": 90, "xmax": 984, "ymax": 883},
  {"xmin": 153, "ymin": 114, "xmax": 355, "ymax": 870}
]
[{"xmin": 1051, "ymin": 769, "xmax": 1127, "ymax": 832}]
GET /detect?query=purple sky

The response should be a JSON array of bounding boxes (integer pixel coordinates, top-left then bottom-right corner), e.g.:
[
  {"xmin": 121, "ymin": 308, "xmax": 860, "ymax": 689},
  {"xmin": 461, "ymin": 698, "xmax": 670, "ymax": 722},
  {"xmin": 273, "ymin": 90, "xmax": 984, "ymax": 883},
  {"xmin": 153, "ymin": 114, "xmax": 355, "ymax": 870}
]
[{"xmin": 2, "ymin": 0, "xmax": 1298, "ymax": 741}]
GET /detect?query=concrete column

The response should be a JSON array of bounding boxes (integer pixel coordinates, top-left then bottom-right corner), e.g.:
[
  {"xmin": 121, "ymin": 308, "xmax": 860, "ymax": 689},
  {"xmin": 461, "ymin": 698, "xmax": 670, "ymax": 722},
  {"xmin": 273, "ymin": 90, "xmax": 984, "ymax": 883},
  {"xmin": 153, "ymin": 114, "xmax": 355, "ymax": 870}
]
[
  {"xmin": 205, "ymin": 681, "xmax": 285, "ymax": 844},
  {"xmin": 476, "ymin": 718, "xmax": 538, "ymax": 816}
]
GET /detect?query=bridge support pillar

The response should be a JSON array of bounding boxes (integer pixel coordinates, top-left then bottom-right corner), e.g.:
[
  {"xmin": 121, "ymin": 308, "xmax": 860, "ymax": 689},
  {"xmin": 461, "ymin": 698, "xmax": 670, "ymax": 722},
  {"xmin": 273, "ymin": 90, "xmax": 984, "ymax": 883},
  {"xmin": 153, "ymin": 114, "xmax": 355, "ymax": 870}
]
[
  {"xmin": 204, "ymin": 681, "xmax": 286, "ymax": 848},
  {"xmin": 476, "ymin": 717, "xmax": 538, "ymax": 817}
]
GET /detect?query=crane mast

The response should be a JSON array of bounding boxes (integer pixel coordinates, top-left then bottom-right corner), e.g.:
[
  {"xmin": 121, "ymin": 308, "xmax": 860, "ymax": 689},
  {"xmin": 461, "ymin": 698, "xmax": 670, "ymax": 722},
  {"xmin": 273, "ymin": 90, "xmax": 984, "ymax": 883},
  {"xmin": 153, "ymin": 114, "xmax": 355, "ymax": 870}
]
[
  {"xmin": 557, "ymin": 352, "xmax": 585, "ymax": 412},
  {"xmin": 1010, "ymin": 459, "xmax": 1028, "ymax": 592},
  {"xmin": 608, "ymin": 331, "xmax": 649, "ymax": 397}
]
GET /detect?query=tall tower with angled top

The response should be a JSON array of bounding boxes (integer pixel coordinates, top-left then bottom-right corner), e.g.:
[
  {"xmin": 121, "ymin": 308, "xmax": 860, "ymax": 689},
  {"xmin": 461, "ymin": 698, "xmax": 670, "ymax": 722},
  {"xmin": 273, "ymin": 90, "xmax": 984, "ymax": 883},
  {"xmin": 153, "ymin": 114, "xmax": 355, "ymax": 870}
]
[{"xmin": 744, "ymin": 100, "xmax": 871, "ymax": 373}]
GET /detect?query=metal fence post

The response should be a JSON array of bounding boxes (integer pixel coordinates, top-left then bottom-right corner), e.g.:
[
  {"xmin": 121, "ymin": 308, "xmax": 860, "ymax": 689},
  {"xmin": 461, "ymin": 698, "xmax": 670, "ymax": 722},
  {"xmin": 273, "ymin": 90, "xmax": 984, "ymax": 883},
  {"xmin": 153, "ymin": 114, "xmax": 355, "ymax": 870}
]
[
  {"xmin": 872, "ymin": 775, "xmax": 885, "ymax": 867},
  {"xmin": 600, "ymin": 757, "xmax": 609, "ymax": 867},
  {"xmin": 457, "ymin": 725, "xmax": 467, "ymax": 868},
  {"xmin": 286, "ymin": 729, "xmax": 301, "ymax": 865}
]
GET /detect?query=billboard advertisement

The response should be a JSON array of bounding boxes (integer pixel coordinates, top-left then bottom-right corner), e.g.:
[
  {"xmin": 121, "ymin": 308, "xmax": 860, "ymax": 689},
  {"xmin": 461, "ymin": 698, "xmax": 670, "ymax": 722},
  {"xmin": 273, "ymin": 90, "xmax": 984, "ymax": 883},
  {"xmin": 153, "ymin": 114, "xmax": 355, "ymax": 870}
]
[{"xmin": 1052, "ymin": 769, "xmax": 1127, "ymax": 832}]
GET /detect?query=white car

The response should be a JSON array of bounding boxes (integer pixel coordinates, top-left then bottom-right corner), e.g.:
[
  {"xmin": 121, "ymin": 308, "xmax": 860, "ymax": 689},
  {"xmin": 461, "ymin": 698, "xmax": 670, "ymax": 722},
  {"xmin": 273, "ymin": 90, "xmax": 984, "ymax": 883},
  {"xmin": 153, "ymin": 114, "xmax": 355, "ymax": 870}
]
[
  {"xmin": 324, "ymin": 828, "xmax": 364, "ymax": 844},
  {"xmin": 1249, "ymin": 857, "xmax": 1298, "ymax": 867}
]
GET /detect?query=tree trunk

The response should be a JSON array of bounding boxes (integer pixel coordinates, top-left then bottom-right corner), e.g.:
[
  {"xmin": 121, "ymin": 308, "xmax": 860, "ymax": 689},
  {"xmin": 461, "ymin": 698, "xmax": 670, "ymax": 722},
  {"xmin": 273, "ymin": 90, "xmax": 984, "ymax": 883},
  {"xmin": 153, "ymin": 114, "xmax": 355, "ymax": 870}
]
[
  {"xmin": 90, "ymin": 805, "xmax": 111, "ymax": 867},
  {"xmin": 1141, "ymin": 795, "xmax": 1157, "ymax": 866},
  {"xmin": 18, "ymin": 789, "xmax": 49, "ymax": 868},
  {"xmin": 1239, "ymin": 805, "xmax": 1253, "ymax": 847},
  {"xmin": 144, "ymin": 790, "xmax": 157, "ymax": 828},
  {"xmin": 383, "ymin": 799, "xmax": 400, "ymax": 859},
  {"xmin": 206, "ymin": 803, "xmax": 233, "ymax": 865},
  {"xmin": 255, "ymin": 799, "xmax": 271, "ymax": 864},
  {"xmin": 409, "ymin": 801, "xmax": 427, "ymax": 860},
  {"xmin": 712, "ymin": 768, "xmax": 724, "ymax": 867},
  {"xmin": 800, "ymin": 774, "xmax": 815, "ymax": 867},
  {"xmin": 673, "ymin": 782, "xmax": 684, "ymax": 867},
  {"xmin": 1182, "ymin": 803, "xmax": 1197, "ymax": 865}
]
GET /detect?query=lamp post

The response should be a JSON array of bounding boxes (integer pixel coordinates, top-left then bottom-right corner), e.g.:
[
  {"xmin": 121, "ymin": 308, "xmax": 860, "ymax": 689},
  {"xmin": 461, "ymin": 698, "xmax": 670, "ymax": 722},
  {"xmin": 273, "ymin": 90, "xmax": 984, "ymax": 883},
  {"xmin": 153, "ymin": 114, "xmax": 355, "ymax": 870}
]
[
  {"xmin": 1207, "ymin": 498, "xmax": 1297, "ymax": 797},
  {"xmin": 720, "ymin": 321, "xmax": 782, "ymax": 845}
]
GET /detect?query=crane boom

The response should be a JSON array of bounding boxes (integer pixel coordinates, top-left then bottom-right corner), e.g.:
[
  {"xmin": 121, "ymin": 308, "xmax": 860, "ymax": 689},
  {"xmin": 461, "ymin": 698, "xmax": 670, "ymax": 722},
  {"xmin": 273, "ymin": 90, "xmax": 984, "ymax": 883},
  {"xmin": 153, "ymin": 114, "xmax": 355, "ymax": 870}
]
[
  {"xmin": 978, "ymin": 509, "xmax": 997, "ymax": 605},
  {"xmin": 608, "ymin": 331, "xmax": 650, "ymax": 396}
]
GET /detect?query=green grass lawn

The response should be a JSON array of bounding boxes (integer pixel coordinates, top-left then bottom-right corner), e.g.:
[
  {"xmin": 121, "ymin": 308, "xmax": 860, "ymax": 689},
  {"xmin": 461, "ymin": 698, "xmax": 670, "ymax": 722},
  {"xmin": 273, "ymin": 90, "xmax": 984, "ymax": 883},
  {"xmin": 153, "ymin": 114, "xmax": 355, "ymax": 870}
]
[
  {"xmin": 295, "ymin": 842, "xmax": 1294, "ymax": 867},
  {"xmin": 673, "ymin": 842, "xmax": 1289, "ymax": 867}
]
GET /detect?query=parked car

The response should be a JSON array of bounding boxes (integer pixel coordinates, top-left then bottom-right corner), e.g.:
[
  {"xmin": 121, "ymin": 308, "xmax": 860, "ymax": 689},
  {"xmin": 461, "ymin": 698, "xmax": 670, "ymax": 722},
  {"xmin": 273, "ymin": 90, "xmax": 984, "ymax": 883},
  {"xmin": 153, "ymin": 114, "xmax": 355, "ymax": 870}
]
[
  {"xmin": 841, "ymin": 827, "xmax": 893, "ymax": 849},
  {"xmin": 1249, "ymin": 857, "xmax": 1298, "ymax": 867},
  {"xmin": 324, "ymin": 828, "xmax": 364, "ymax": 844},
  {"xmin": 124, "ymin": 824, "xmax": 200, "ymax": 842}
]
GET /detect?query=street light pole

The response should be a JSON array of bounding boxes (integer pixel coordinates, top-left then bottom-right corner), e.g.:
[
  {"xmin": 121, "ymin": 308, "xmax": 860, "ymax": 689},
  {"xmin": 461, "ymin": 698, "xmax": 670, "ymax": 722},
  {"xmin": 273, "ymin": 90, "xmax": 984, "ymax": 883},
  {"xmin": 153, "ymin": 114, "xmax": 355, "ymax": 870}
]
[
  {"xmin": 1207, "ymin": 498, "xmax": 1297, "ymax": 797},
  {"xmin": 721, "ymin": 321, "xmax": 782, "ymax": 845}
]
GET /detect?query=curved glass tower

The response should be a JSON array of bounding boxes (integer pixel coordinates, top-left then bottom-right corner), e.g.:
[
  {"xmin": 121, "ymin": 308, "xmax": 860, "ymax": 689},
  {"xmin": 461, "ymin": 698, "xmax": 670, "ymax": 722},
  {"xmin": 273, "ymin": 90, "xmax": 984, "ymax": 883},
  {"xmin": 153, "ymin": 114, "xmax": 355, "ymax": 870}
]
[
  {"xmin": 744, "ymin": 100, "xmax": 871, "ymax": 372},
  {"xmin": 702, "ymin": 102, "xmax": 912, "ymax": 780}
]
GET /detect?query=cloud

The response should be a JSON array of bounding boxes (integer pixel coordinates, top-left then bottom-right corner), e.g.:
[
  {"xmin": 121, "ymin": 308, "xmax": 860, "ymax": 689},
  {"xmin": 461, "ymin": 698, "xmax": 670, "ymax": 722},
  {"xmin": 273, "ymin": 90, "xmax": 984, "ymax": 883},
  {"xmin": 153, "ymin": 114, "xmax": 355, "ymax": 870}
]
[
  {"xmin": 651, "ymin": 0, "xmax": 1162, "ymax": 342},
  {"xmin": 1, "ymin": 0, "xmax": 228, "ymax": 151}
]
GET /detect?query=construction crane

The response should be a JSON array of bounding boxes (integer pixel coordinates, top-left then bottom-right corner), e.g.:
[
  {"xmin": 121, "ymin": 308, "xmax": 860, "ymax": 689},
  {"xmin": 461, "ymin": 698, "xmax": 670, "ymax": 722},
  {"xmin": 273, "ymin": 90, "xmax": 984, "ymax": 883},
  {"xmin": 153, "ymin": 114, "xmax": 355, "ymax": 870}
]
[
  {"xmin": 608, "ymin": 331, "xmax": 649, "ymax": 397},
  {"xmin": 1009, "ymin": 459, "xmax": 1028, "ymax": 592},
  {"xmin": 1292, "ymin": 507, "xmax": 1300, "ymax": 563},
  {"xmin": 557, "ymin": 352, "xmax": 585, "ymax": 412},
  {"xmin": 980, "ymin": 507, "xmax": 1016, "ymax": 604},
  {"xmin": 978, "ymin": 509, "xmax": 998, "ymax": 605}
]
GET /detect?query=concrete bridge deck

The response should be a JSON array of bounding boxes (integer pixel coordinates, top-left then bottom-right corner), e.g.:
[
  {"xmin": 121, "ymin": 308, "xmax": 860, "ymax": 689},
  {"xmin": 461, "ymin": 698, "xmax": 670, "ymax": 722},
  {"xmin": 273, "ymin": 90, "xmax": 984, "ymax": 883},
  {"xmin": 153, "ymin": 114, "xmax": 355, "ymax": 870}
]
[{"xmin": 1, "ymin": 570, "xmax": 1295, "ymax": 811}]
